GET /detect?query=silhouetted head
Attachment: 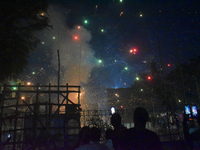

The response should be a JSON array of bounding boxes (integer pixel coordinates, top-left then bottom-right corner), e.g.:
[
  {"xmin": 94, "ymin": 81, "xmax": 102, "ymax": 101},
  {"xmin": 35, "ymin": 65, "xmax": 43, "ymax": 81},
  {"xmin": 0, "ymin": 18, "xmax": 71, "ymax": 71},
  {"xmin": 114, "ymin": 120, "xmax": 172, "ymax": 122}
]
[
  {"xmin": 79, "ymin": 126, "xmax": 91, "ymax": 144},
  {"xmin": 111, "ymin": 113, "xmax": 122, "ymax": 129},
  {"xmin": 134, "ymin": 107, "xmax": 149, "ymax": 125},
  {"xmin": 90, "ymin": 127, "xmax": 101, "ymax": 142}
]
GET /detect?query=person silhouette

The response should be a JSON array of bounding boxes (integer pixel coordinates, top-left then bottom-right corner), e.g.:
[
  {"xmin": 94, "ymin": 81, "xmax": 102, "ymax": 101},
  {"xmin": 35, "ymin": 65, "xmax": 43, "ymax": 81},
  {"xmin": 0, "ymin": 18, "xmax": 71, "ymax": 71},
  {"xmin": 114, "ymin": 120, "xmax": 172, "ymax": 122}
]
[
  {"xmin": 122, "ymin": 107, "xmax": 162, "ymax": 150},
  {"xmin": 183, "ymin": 109, "xmax": 200, "ymax": 149},
  {"xmin": 76, "ymin": 127, "xmax": 109, "ymax": 150},
  {"xmin": 72, "ymin": 126, "xmax": 91, "ymax": 150},
  {"xmin": 103, "ymin": 128, "xmax": 114, "ymax": 150},
  {"xmin": 110, "ymin": 113, "xmax": 127, "ymax": 150}
]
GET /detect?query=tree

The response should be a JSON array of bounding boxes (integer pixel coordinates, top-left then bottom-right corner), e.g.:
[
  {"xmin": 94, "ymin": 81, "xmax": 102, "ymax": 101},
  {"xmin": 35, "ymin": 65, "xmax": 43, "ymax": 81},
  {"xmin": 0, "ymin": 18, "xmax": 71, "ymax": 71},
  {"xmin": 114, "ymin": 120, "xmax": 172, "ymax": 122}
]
[
  {"xmin": 166, "ymin": 56, "xmax": 200, "ymax": 105},
  {"xmin": 0, "ymin": 0, "xmax": 51, "ymax": 82}
]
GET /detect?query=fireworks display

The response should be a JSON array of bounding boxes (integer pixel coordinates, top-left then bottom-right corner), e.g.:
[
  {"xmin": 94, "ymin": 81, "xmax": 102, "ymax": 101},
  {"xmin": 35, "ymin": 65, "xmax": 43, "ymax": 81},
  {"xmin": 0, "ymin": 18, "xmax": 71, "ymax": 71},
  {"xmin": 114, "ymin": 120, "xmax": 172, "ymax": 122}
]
[{"xmin": 18, "ymin": 1, "xmax": 199, "ymax": 110}]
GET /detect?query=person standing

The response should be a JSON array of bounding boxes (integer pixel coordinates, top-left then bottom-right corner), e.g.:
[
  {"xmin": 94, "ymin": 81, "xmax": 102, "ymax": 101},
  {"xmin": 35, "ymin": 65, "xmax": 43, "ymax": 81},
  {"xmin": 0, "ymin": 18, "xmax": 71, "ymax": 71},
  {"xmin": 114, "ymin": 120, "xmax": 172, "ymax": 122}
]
[
  {"xmin": 75, "ymin": 127, "xmax": 109, "ymax": 150},
  {"xmin": 110, "ymin": 113, "xmax": 127, "ymax": 150},
  {"xmin": 122, "ymin": 107, "xmax": 162, "ymax": 150}
]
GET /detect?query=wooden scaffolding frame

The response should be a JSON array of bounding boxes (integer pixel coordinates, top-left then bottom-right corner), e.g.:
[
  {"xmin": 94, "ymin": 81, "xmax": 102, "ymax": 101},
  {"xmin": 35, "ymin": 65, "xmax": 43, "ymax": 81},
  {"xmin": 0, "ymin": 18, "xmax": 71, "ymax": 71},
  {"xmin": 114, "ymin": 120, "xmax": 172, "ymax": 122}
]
[{"xmin": 0, "ymin": 83, "xmax": 81, "ymax": 150}]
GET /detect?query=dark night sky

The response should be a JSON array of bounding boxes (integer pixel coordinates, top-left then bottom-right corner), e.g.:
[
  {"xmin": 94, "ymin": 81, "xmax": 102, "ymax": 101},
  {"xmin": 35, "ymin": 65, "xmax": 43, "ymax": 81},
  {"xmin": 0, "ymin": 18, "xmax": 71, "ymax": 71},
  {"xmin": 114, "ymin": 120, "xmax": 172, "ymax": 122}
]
[{"xmin": 20, "ymin": 0, "xmax": 200, "ymax": 109}]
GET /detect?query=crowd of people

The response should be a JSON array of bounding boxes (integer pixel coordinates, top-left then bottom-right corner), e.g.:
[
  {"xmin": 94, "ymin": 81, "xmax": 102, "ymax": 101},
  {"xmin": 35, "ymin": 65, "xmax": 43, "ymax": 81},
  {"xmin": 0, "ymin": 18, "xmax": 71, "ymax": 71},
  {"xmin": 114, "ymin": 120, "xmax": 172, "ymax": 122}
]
[
  {"xmin": 72, "ymin": 106, "xmax": 200, "ymax": 150},
  {"xmin": 73, "ymin": 107, "xmax": 162, "ymax": 150}
]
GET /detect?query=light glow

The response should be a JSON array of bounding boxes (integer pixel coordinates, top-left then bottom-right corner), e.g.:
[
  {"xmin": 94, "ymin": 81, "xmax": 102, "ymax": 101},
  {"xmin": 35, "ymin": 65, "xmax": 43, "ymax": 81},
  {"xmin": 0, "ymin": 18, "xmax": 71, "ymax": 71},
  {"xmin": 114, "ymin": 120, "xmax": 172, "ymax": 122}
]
[
  {"xmin": 74, "ymin": 35, "xmax": 79, "ymax": 40},
  {"xmin": 147, "ymin": 76, "xmax": 151, "ymax": 80},
  {"xmin": 84, "ymin": 20, "xmax": 88, "ymax": 24}
]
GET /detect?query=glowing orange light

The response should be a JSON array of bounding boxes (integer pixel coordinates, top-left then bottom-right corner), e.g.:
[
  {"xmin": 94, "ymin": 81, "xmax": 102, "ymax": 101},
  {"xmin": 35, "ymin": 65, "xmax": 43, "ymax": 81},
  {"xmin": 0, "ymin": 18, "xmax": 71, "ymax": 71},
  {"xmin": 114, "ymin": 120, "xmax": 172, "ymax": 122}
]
[
  {"xmin": 121, "ymin": 105, "xmax": 124, "ymax": 109},
  {"xmin": 167, "ymin": 64, "xmax": 171, "ymax": 67},
  {"xmin": 27, "ymin": 82, "xmax": 31, "ymax": 85},
  {"xmin": 77, "ymin": 26, "xmax": 81, "ymax": 29}
]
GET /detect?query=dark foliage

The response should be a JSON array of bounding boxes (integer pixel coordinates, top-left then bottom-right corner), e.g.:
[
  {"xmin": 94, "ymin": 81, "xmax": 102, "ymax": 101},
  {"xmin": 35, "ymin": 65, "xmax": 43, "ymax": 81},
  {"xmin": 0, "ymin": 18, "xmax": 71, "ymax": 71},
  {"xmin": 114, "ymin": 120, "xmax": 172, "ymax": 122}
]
[{"xmin": 0, "ymin": 0, "xmax": 51, "ymax": 82}]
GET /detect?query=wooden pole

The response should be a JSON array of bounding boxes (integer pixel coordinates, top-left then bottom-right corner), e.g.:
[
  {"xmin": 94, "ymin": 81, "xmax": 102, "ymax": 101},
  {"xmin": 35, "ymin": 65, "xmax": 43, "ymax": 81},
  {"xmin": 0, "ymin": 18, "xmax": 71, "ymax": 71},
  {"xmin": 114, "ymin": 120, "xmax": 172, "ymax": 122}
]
[
  {"xmin": 13, "ymin": 83, "xmax": 21, "ymax": 150},
  {"xmin": 57, "ymin": 50, "xmax": 60, "ymax": 114},
  {"xmin": 0, "ymin": 85, "xmax": 6, "ymax": 149}
]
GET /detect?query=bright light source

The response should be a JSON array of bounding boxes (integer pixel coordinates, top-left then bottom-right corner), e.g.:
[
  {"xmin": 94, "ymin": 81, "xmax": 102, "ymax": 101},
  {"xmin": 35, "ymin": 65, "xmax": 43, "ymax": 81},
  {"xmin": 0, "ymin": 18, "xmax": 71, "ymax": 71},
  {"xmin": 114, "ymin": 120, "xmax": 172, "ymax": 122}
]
[
  {"xmin": 53, "ymin": 37, "xmax": 56, "ymax": 40},
  {"xmin": 21, "ymin": 96, "xmax": 25, "ymax": 100},
  {"xmin": 98, "ymin": 59, "xmax": 102, "ymax": 63},
  {"xmin": 167, "ymin": 64, "xmax": 171, "ymax": 67},
  {"xmin": 74, "ymin": 35, "xmax": 79, "ymax": 40},
  {"xmin": 136, "ymin": 77, "xmax": 139, "ymax": 80},
  {"xmin": 130, "ymin": 48, "xmax": 137, "ymax": 54},
  {"xmin": 77, "ymin": 26, "xmax": 81, "ymax": 29},
  {"xmin": 115, "ymin": 93, "xmax": 119, "ymax": 97},
  {"xmin": 101, "ymin": 29, "xmax": 104, "ymax": 32},
  {"xmin": 124, "ymin": 67, "xmax": 128, "ymax": 70},
  {"xmin": 147, "ymin": 76, "xmax": 152, "ymax": 80},
  {"xmin": 32, "ymin": 72, "xmax": 35, "ymax": 75},
  {"xmin": 120, "ymin": 0, "xmax": 123, "ymax": 2},
  {"xmin": 13, "ymin": 87, "xmax": 17, "ymax": 90},
  {"xmin": 111, "ymin": 106, "xmax": 115, "ymax": 114},
  {"xmin": 121, "ymin": 105, "xmax": 124, "ymax": 109},
  {"xmin": 84, "ymin": 20, "xmax": 88, "ymax": 24},
  {"xmin": 27, "ymin": 82, "xmax": 31, "ymax": 85}
]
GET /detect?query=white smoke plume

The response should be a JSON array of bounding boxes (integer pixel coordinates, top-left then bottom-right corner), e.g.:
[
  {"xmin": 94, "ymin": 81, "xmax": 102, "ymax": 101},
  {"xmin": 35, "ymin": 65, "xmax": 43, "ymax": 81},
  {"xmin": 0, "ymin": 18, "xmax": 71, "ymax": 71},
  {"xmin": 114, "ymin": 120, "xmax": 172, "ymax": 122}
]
[{"xmin": 47, "ymin": 5, "xmax": 95, "ymax": 85}]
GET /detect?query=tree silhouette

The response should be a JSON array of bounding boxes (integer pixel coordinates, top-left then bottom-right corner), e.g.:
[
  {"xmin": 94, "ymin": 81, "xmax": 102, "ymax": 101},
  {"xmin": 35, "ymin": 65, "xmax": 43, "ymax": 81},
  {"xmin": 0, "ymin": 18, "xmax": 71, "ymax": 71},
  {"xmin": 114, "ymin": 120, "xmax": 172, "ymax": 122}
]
[{"xmin": 0, "ymin": 0, "xmax": 51, "ymax": 82}]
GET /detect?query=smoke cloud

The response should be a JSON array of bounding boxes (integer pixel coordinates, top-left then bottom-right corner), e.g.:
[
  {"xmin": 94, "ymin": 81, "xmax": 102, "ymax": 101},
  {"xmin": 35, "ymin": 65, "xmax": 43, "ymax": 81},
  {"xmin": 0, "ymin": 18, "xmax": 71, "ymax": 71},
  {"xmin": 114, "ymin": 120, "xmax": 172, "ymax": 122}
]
[{"xmin": 47, "ymin": 5, "xmax": 95, "ymax": 85}]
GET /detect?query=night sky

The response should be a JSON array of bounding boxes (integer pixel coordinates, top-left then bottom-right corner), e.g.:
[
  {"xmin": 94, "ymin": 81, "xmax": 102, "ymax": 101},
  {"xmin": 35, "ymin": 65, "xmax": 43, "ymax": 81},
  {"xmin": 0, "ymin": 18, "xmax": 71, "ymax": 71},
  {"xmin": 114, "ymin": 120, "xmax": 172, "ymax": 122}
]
[{"xmin": 19, "ymin": 0, "xmax": 200, "ymax": 109}]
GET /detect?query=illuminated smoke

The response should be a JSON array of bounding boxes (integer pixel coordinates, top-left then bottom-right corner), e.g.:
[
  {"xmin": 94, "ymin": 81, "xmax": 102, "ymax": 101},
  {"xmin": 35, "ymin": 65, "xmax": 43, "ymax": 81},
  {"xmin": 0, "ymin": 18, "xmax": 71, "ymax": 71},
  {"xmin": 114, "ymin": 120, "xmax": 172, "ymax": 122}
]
[
  {"xmin": 31, "ymin": 5, "xmax": 96, "ymax": 109},
  {"xmin": 47, "ymin": 5, "xmax": 95, "ymax": 86}
]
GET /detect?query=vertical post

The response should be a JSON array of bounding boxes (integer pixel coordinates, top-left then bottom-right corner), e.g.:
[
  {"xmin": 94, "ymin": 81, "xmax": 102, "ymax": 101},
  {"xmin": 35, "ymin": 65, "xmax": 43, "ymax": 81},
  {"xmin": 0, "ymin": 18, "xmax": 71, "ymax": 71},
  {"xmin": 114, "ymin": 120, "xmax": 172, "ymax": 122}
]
[
  {"xmin": 78, "ymin": 86, "xmax": 80, "ymax": 105},
  {"xmin": 66, "ymin": 84, "xmax": 68, "ymax": 136},
  {"xmin": 13, "ymin": 83, "xmax": 21, "ymax": 150},
  {"xmin": 78, "ymin": 86, "xmax": 81, "ymax": 133},
  {"xmin": 48, "ymin": 83, "xmax": 51, "ymax": 113},
  {"xmin": 33, "ymin": 84, "xmax": 39, "ymax": 150},
  {"xmin": 45, "ymin": 101, "xmax": 48, "ymax": 130},
  {"xmin": 57, "ymin": 50, "xmax": 60, "ymax": 114},
  {"xmin": 0, "ymin": 84, "xmax": 6, "ymax": 149}
]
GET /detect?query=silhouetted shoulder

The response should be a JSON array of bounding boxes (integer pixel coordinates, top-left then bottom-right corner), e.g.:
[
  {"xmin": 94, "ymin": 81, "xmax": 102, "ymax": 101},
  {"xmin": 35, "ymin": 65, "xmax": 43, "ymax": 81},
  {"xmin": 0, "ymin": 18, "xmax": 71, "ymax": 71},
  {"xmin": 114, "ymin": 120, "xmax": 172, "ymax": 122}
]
[
  {"xmin": 122, "ymin": 128, "xmax": 161, "ymax": 150},
  {"xmin": 191, "ymin": 128, "xmax": 200, "ymax": 141}
]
